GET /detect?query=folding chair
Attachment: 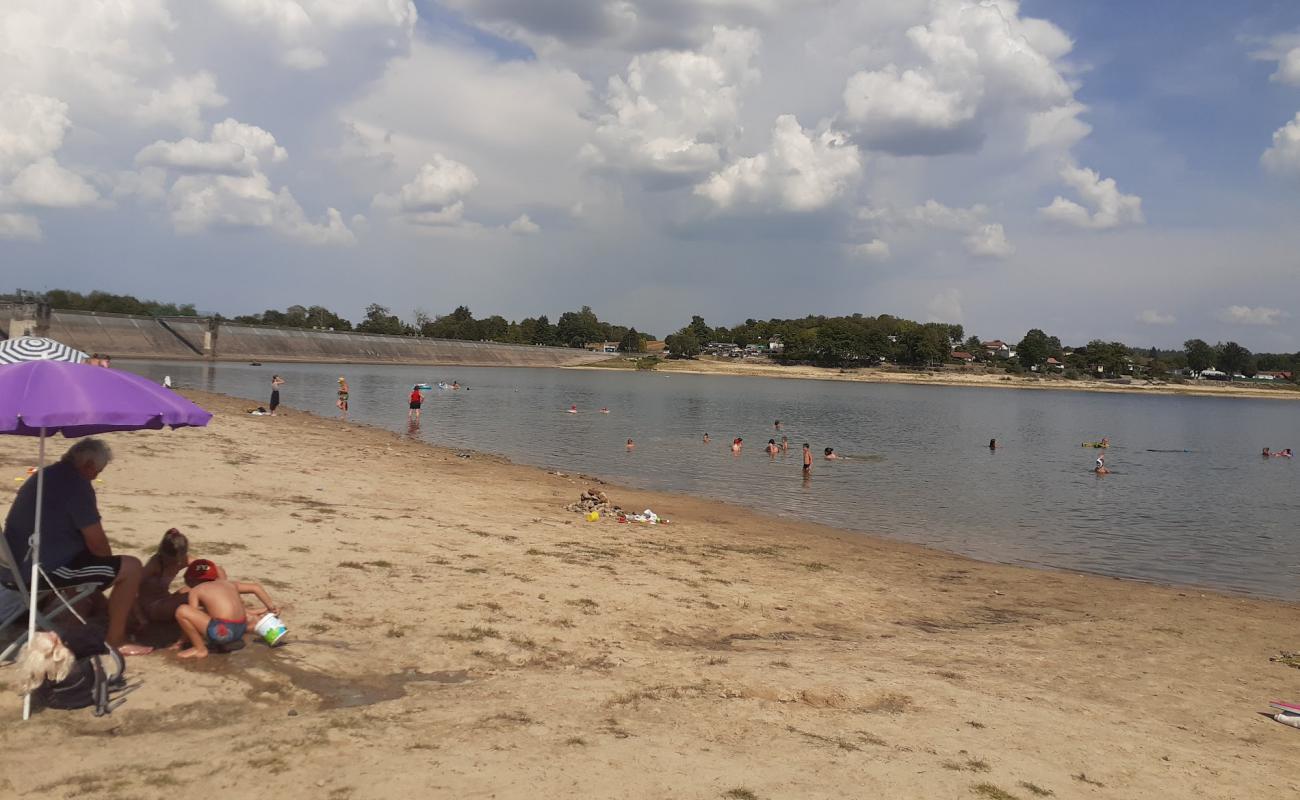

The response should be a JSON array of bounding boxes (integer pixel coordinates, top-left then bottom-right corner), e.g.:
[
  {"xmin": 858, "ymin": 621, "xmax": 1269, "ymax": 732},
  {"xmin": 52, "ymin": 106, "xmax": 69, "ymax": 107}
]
[{"xmin": 0, "ymin": 533, "xmax": 101, "ymax": 662}]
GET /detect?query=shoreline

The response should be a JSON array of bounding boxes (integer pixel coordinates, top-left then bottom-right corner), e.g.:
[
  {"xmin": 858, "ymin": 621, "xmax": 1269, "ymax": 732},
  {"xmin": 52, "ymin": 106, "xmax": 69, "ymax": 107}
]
[
  {"xmin": 572, "ymin": 356, "xmax": 1300, "ymax": 401},
  {"xmin": 1, "ymin": 391, "xmax": 1296, "ymax": 798}
]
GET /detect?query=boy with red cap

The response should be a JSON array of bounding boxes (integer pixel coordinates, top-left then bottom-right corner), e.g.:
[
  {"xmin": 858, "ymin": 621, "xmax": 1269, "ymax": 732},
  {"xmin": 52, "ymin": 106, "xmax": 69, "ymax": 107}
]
[{"xmin": 173, "ymin": 559, "xmax": 279, "ymax": 659}]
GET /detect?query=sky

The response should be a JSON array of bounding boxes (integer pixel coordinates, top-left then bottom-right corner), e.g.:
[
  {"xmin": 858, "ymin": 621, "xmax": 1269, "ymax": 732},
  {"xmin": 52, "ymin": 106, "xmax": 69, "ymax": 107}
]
[{"xmin": 3, "ymin": 0, "xmax": 1300, "ymax": 351}]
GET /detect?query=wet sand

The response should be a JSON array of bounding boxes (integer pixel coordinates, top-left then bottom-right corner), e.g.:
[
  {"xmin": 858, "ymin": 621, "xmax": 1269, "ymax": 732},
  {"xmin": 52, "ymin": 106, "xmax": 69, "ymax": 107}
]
[
  {"xmin": 0, "ymin": 391, "xmax": 1297, "ymax": 799},
  {"xmin": 581, "ymin": 356, "xmax": 1300, "ymax": 401}
]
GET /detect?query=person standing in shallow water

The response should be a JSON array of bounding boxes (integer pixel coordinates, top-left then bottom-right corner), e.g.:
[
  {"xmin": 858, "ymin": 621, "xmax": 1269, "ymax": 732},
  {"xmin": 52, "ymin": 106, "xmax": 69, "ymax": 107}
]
[
  {"xmin": 336, "ymin": 376, "xmax": 349, "ymax": 412},
  {"xmin": 802, "ymin": 443, "xmax": 812, "ymax": 475},
  {"xmin": 269, "ymin": 375, "xmax": 284, "ymax": 415},
  {"xmin": 408, "ymin": 385, "xmax": 423, "ymax": 420}
]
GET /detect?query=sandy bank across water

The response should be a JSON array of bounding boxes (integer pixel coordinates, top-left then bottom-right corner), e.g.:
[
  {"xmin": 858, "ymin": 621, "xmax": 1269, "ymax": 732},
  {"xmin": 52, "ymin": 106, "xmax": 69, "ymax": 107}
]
[
  {"xmin": 0, "ymin": 391, "xmax": 1296, "ymax": 799},
  {"xmin": 576, "ymin": 356, "xmax": 1300, "ymax": 401}
]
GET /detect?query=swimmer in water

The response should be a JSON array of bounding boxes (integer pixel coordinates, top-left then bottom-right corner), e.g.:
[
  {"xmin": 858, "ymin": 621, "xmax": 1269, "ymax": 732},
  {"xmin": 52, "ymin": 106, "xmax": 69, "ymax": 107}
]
[
  {"xmin": 1263, "ymin": 447, "xmax": 1271, "ymax": 457},
  {"xmin": 703, "ymin": 433, "xmax": 711, "ymax": 444},
  {"xmin": 824, "ymin": 447, "xmax": 842, "ymax": 460},
  {"xmin": 626, "ymin": 438, "xmax": 635, "ymax": 450},
  {"xmin": 1093, "ymin": 454, "xmax": 1109, "ymax": 475},
  {"xmin": 567, "ymin": 405, "xmax": 578, "ymax": 414},
  {"xmin": 774, "ymin": 419, "xmax": 782, "ymax": 431},
  {"xmin": 989, "ymin": 438, "xmax": 998, "ymax": 450},
  {"xmin": 781, "ymin": 435, "xmax": 789, "ymax": 452},
  {"xmin": 765, "ymin": 439, "xmax": 779, "ymax": 455},
  {"xmin": 731, "ymin": 437, "xmax": 743, "ymax": 453},
  {"xmin": 600, "ymin": 407, "xmax": 610, "ymax": 413},
  {"xmin": 1275, "ymin": 448, "xmax": 1294, "ymax": 458}
]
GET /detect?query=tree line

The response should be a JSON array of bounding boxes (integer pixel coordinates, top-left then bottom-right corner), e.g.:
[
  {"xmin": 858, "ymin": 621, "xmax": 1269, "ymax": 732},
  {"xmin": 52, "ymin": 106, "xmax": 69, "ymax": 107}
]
[
  {"xmin": 663, "ymin": 314, "xmax": 1299, "ymax": 382},
  {"xmin": 19, "ymin": 290, "xmax": 1298, "ymax": 377}
]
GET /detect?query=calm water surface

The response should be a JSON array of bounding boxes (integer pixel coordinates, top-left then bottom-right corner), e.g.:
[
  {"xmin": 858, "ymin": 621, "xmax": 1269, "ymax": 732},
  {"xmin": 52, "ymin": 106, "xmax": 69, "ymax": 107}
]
[{"xmin": 122, "ymin": 360, "xmax": 1300, "ymax": 601}]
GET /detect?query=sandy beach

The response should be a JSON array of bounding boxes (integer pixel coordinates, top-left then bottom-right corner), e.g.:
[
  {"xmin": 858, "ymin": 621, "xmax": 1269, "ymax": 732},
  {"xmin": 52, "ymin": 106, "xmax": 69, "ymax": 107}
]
[
  {"xmin": 579, "ymin": 357, "xmax": 1300, "ymax": 401},
  {"xmin": 1, "ymin": 390, "xmax": 1297, "ymax": 799}
]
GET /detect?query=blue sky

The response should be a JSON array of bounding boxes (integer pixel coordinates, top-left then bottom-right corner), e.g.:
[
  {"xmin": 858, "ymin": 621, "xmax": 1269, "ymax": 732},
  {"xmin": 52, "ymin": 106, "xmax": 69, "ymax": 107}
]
[{"xmin": 2, "ymin": 0, "xmax": 1299, "ymax": 351}]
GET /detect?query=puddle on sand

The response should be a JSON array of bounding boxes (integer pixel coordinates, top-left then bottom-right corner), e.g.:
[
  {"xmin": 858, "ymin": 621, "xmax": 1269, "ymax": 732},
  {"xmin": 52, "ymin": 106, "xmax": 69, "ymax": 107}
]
[{"xmin": 177, "ymin": 641, "xmax": 470, "ymax": 710}]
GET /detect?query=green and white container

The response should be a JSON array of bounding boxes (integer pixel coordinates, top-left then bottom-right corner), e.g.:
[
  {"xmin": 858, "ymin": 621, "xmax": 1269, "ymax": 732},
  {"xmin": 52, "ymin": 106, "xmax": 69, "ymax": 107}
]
[{"xmin": 254, "ymin": 613, "xmax": 288, "ymax": 646}]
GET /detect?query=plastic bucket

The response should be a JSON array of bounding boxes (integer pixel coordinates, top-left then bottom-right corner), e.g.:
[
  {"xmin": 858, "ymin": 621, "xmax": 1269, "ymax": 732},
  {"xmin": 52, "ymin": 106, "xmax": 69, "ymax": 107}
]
[{"xmin": 254, "ymin": 613, "xmax": 288, "ymax": 646}]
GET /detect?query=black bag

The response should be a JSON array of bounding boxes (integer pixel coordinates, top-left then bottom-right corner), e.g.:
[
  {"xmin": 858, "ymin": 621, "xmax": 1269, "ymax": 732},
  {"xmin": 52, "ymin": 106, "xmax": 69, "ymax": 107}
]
[{"xmin": 34, "ymin": 627, "xmax": 130, "ymax": 716}]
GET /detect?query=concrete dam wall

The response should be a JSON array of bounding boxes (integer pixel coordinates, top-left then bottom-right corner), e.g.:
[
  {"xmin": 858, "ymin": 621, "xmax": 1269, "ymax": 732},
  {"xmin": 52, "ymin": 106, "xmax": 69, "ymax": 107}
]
[{"xmin": 0, "ymin": 306, "xmax": 609, "ymax": 368}]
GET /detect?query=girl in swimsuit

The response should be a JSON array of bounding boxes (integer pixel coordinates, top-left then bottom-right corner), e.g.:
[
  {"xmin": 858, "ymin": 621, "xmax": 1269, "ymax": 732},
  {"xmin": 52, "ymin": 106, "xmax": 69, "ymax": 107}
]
[
  {"xmin": 133, "ymin": 529, "xmax": 228, "ymax": 625},
  {"xmin": 337, "ymin": 377, "xmax": 349, "ymax": 411}
]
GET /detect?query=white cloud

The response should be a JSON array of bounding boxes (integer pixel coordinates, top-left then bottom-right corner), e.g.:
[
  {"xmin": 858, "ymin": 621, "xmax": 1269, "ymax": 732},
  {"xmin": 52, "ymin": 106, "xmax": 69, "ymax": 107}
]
[
  {"xmin": 851, "ymin": 238, "xmax": 890, "ymax": 261},
  {"xmin": 1135, "ymin": 309, "xmax": 1175, "ymax": 325},
  {"xmin": 1261, "ymin": 112, "xmax": 1300, "ymax": 176},
  {"xmin": 0, "ymin": 90, "xmax": 99, "ymax": 209},
  {"xmin": 1253, "ymin": 34, "xmax": 1300, "ymax": 86},
  {"xmin": 7, "ymin": 158, "xmax": 99, "ymax": 208},
  {"xmin": 507, "ymin": 213, "xmax": 540, "ymax": 235},
  {"xmin": 860, "ymin": 200, "xmax": 1014, "ymax": 259},
  {"xmin": 134, "ymin": 72, "xmax": 228, "ymax": 134},
  {"xmin": 964, "ymin": 223, "xmax": 1014, "ymax": 258},
  {"xmin": 211, "ymin": 0, "xmax": 418, "ymax": 70},
  {"xmin": 0, "ymin": 213, "xmax": 42, "ymax": 241},
  {"xmin": 695, "ymin": 114, "xmax": 860, "ymax": 212},
  {"xmin": 142, "ymin": 118, "xmax": 352, "ymax": 244},
  {"xmin": 0, "ymin": 2, "xmax": 224, "ymax": 133},
  {"xmin": 1216, "ymin": 305, "xmax": 1284, "ymax": 326},
  {"xmin": 136, "ymin": 119, "xmax": 290, "ymax": 175},
  {"xmin": 588, "ymin": 26, "xmax": 760, "ymax": 179},
  {"xmin": 841, "ymin": 0, "xmax": 1075, "ymax": 155},
  {"xmin": 926, "ymin": 288, "xmax": 964, "ymax": 324},
  {"xmin": 373, "ymin": 156, "xmax": 479, "ymax": 223},
  {"xmin": 1040, "ymin": 164, "xmax": 1143, "ymax": 229},
  {"xmin": 1025, "ymin": 101, "xmax": 1092, "ymax": 152}
]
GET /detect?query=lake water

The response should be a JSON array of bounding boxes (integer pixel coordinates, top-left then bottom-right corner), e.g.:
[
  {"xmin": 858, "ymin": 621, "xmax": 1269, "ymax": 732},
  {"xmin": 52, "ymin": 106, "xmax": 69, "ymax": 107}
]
[{"xmin": 121, "ymin": 360, "xmax": 1300, "ymax": 601}]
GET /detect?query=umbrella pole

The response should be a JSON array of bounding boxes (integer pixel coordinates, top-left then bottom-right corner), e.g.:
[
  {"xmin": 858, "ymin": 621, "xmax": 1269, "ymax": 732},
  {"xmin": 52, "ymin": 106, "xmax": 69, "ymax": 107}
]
[{"xmin": 22, "ymin": 428, "xmax": 46, "ymax": 721}]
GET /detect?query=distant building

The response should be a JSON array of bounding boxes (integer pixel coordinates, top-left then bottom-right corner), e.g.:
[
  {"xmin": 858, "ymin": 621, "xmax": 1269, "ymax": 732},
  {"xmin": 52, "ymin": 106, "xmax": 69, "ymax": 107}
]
[
  {"xmin": 768, "ymin": 337, "xmax": 784, "ymax": 354},
  {"xmin": 950, "ymin": 351, "xmax": 975, "ymax": 362},
  {"xmin": 1255, "ymin": 371, "xmax": 1292, "ymax": 381},
  {"xmin": 1045, "ymin": 357, "xmax": 1064, "ymax": 370},
  {"xmin": 981, "ymin": 340, "xmax": 1012, "ymax": 359}
]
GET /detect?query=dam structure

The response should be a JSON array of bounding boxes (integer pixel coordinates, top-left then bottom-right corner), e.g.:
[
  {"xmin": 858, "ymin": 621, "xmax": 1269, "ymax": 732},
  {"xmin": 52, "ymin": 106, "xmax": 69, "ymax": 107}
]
[{"xmin": 0, "ymin": 304, "xmax": 609, "ymax": 368}]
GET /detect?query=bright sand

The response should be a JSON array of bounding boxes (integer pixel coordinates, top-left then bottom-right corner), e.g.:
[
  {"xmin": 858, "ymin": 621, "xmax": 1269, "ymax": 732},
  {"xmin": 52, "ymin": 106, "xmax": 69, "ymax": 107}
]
[
  {"xmin": 1, "ymin": 391, "xmax": 1297, "ymax": 799},
  {"xmin": 580, "ymin": 356, "xmax": 1300, "ymax": 401}
]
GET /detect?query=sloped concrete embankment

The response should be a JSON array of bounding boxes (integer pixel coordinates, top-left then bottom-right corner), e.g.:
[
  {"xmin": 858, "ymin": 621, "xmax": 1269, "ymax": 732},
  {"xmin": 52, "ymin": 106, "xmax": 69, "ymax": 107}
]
[{"xmin": 0, "ymin": 308, "xmax": 607, "ymax": 367}]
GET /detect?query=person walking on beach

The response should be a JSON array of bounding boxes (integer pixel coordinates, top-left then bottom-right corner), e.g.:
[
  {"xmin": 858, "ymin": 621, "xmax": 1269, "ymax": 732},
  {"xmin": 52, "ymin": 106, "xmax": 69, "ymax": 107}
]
[
  {"xmin": 336, "ymin": 377, "xmax": 349, "ymax": 412},
  {"xmin": 802, "ymin": 443, "xmax": 812, "ymax": 475},
  {"xmin": 269, "ymin": 374, "xmax": 284, "ymax": 415},
  {"xmin": 409, "ymin": 385, "xmax": 423, "ymax": 420}
]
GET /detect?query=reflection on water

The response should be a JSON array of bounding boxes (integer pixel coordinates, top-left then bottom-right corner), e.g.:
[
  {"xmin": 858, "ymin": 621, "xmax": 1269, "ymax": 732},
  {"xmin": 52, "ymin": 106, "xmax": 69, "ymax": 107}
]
[{"xmin": 126, "ymin": 360, "xmax": 1300, "ymax": 600}]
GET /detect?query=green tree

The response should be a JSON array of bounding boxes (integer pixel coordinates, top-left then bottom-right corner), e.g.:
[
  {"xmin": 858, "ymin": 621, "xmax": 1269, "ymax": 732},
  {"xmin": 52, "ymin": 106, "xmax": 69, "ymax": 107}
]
[
  {"xmin": 1217, "ymin": 341, "xmax": 1252, "ymax": 378},
  {"xmin": 664, "ymin": 332, "xmax": 701, "ymax": 358},
  {"xmin": 618, "ymin": 327, "xmax": 647, "ymax": 353},
  {"xmin": 1016, "ymin": 329, "xmax": 1052, "ymax": 369},
  {"xmin": 356, "ymin": 303, "xmax": 410, "ymax": 336},
  {"xmin": 1183, "ymin": 339, "xmax": 1215, "ymax": 373},
  {"xmin": 686, "ymin": 315, "xmax": 713, "ymax": 343}
]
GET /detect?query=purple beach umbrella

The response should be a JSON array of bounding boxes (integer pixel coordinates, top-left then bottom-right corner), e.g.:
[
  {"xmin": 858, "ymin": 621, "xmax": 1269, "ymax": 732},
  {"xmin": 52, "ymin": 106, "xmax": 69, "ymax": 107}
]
[{"xmin": 0, "ymin": 360, "xmax": 211, "ymax": 719}]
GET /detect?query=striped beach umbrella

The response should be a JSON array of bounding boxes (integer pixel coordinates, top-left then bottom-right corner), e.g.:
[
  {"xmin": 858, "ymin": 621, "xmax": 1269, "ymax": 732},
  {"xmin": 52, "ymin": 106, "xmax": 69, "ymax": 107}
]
[{"xmin": 0, "ymin": 337, "xmax": 87, "ymax": 365}]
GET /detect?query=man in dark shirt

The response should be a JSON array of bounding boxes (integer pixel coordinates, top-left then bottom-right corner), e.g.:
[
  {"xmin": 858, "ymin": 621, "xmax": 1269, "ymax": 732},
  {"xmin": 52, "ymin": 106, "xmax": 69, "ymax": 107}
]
[{"xmin": 3, "ymin": 439, "xmax": 151, "ymax": 655}]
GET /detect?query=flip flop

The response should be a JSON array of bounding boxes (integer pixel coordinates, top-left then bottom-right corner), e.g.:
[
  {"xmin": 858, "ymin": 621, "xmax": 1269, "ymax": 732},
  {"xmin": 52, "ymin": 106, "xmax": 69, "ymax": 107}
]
[{"xmin": 117, "ymin": 643, "xmax": 154, "ymax": 656}]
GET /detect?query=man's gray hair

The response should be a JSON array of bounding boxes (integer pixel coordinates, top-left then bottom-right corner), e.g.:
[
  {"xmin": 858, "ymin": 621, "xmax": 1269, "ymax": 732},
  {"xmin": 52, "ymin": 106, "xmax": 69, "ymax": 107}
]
[{"xmin": 61, "ymin": 438, "xmax": 112, "ymax": 471}]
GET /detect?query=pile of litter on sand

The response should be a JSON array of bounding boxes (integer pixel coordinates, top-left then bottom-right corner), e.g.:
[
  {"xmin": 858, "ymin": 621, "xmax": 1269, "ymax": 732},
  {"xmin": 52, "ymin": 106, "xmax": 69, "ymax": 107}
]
[
  {"xmin": 565, "ymin": 488, "xmax": 622, "ymax": 517},
  {"xmin": 1271, "ymin": 652, "xmax": 1300, "ymax": 669}
]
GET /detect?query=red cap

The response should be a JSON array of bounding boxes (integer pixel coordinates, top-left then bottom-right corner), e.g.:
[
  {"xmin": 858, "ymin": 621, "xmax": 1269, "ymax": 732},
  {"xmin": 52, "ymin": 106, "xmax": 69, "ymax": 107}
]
[{"xmin": 184, "ymin": 559, "xmax": 220, "ymax": 585}]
